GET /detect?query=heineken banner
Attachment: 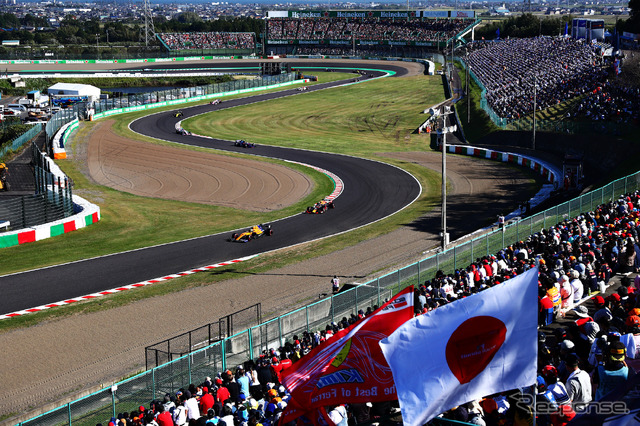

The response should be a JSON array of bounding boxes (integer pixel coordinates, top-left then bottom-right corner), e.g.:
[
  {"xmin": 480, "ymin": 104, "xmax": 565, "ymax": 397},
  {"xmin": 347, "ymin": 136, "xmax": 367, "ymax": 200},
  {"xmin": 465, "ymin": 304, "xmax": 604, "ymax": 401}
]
[
  {"xmin": 268, "ymin": 39, "xmax": 436, "ymax": 47},
  {"xmin": 267, "ymin": 10, "xmax": 474, "ymax": 19}
]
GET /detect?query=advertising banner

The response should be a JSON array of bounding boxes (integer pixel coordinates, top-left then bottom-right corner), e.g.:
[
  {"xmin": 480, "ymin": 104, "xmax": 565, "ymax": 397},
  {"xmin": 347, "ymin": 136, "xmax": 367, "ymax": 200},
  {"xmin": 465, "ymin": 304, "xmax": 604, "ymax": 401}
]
[{"xmin": 451, "ymin": 10, "xmax": 475, "ymax": 18}]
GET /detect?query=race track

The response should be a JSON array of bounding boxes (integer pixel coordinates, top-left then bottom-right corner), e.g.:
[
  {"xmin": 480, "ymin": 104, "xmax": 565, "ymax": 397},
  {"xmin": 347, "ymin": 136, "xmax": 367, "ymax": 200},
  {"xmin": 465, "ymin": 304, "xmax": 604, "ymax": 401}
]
[
  {"xmin": 0, "ymin": 63, "xmax": 420, "ymax": 315},
  {"xmin": 0, "ymin": 60, "xmax": 545, "ymax": 420}
]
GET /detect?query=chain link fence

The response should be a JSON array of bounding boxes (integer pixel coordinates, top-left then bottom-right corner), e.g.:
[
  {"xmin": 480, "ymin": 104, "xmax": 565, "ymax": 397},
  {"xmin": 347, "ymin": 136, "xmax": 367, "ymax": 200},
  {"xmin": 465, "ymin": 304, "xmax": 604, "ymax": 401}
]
[
  {"xmin": 145, "ymin": 304, "xmax": 261, "ymax": 370},
  {"xmin": 0, "ymin": 143, "xmax": 74, "ymax": 233},
  {"xmin": 0, "ymin": 122, "xmax": 42, "ymax": 160}
]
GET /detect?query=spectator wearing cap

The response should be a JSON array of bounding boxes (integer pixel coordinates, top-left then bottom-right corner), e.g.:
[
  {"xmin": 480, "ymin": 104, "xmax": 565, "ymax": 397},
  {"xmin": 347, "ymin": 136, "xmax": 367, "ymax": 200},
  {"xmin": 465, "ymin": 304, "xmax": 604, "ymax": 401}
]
[
  {"xmin": 236, "ymin": 366, "xmax": 250, "ymax": 398},
  {"xmin": 593, "ymin": 341, "xmax": 629, "ymax": 400},
  {"xmin": 556, "ymin": 340, "xmax": 576, "ymax": 381},
  {"xmin": 155, "ymin": 404, "xmax": 173, "ymax": 426},
  {"xmin": 256, "ymin": 357, "xmax": 273, "ymax": 393},
  {"xmin": 215, "ymin": 378, "xmax": 231, "ymax": 405},
  {"xmin": 546, "ymin": 280, "xmax": 562, "ymax": 314},
  {"xmin": 200, "ymin": 386, "xmax": 215, "ymax": 415},
  {"xmin": 541, "ymin": 365, "xmax": 571, "ymax": 409},
  {"xmin": 593, "ymin": 296, "xmax": 612, "ymax": 323},
  {"xmin": 569, "ymin": 270, "xmax": 585, "ymax": 304},
  {"xmin": 564, "ymin": 353, "xmax": 592, "ymax": 404},
  {"xmin": 621, "ymin": 316, "xmax": 640, "ymax": 360},
  {"xmin": 270, "ymin": 356, "xmax": 284, "ymax": 385},
  {"xmin": 559, "ymin": 275, "xmax": 574, "ymax": 316},
  {"xmin": 224, "ymin": 373, "xmax": 240, "ymax": 404}
]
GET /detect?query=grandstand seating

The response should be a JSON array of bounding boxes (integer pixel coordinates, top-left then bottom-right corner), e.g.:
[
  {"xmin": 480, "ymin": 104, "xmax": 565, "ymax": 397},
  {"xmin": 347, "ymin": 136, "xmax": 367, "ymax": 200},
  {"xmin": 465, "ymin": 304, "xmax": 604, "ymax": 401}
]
[
  {"xmin": 267, "ymin": 17, "xmax": 469, "ymax": 42},
  {"xmin": 158, "ymin": 32, "xmax": 256, "ymax": 51}
]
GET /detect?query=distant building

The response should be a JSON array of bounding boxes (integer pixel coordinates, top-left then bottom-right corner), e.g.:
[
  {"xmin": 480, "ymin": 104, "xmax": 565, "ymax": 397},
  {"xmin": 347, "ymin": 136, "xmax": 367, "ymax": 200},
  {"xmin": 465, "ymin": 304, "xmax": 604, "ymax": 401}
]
[{"xmin": 492, "ymin": 4, "xmax": 511, "ymax": 15}]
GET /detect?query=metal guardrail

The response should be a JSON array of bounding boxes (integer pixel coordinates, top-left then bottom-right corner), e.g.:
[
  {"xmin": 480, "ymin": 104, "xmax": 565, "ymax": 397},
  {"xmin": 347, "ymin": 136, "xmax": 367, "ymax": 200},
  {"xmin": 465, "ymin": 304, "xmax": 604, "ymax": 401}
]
[{"xmin": 19, "ymin": 165, "xmax": 640, "ymax": 426}]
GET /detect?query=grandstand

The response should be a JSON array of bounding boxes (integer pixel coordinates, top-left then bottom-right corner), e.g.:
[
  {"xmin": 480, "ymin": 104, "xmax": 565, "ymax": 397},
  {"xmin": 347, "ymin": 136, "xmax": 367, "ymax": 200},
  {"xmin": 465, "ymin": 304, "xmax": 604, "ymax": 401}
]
[
  {"xmin": 157, "ymin": 31, "xmax": 257, "ymax": 56},
  {"xmin": 266, "ymin": 10, "xmax": 478, "ymax": 57}
]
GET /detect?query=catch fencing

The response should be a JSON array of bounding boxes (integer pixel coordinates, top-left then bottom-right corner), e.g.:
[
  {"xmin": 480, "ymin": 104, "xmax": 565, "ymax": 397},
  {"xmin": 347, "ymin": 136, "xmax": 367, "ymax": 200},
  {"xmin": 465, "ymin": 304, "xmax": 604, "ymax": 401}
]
[
  {"xmin": 0, "ymin": 143, "xmax": 73, "ymax": 233},
  {"xmin": 20, "ymin": 168, "xmax": 640, "ymax": 426},
  {"xmin": 0, "ymin": 122, "xmax": 42, "ymax": 160},
  {"xmin": 90, "ymin": 74, "xmax": 295, "ymax": 117}
]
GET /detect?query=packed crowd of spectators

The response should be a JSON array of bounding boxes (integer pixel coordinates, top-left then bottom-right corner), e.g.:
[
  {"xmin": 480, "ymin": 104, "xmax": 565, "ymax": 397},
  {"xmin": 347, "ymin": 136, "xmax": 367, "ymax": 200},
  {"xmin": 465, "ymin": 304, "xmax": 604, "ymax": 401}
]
[
  {"xmin": 295, "ymin": 46, "xmax": 419, "ymax": 57},
  {"xmin": 159, "ymin": 32, "xmax": 255, "ymax": 51},
  {"xmin": 465, "ymin": 36, "xmax": 608, "ymax": 121},
  {"xmin": 98, "ymin": 189, "xmax": 640, "ymax": 425},
  {"xmin": 267, "ymin": 18, "xmax": 469, "ymax": 42},
  {"xmin": 570, "ymin": 81, "xmax": 640, "ymax": 125}
]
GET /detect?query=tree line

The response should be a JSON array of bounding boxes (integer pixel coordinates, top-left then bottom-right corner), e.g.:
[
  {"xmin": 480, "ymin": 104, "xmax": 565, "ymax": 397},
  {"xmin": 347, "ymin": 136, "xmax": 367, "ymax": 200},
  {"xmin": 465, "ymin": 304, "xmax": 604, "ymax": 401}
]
[
  {"xmin": 0, "ymin": 13, "xmax": 264, "ymax": 47},
  {"xmin": 0, "ymin": 9, "xmax": 638, "ymax": 49}
]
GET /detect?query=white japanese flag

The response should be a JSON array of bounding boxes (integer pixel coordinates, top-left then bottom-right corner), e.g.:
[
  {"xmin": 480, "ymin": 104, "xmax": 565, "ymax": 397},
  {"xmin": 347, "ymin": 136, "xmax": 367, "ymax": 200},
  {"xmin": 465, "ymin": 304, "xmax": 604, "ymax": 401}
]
[{"xmin": 379, "ymin": 267, "xmax": 539, "ymax": 426}]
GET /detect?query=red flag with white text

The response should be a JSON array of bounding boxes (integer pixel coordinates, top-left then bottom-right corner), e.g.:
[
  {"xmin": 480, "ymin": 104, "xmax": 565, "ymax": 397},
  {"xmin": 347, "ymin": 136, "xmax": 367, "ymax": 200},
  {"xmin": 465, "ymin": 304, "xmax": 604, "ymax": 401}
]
[{"xmin": 280, "ymin": 286, "xmax": 414, "ymax": 424}]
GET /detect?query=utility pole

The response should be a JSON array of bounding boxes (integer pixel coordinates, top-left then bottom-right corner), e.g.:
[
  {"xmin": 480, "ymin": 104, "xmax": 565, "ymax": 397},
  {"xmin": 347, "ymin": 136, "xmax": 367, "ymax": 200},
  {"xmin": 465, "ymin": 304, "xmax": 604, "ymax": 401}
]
[{"xmin": 438, "ymin": 106, "xmax": 456, "ymax": 250}]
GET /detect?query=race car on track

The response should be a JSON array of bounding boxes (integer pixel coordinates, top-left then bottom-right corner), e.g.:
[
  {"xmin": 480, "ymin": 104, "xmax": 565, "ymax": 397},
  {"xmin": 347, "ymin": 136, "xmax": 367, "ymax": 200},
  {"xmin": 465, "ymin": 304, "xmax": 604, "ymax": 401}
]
[
  {"xmin": 175, "ymin": 123, "xmax": 191, "ymax": 135},
  {"xmin": 306, "ymin": 199, "xmax": 335, "ymax": 214},
  {"xmin": 296, "ymin": 86, "xmax": 308, "ymax": 92},
  {"xmin": 234, "ymin": 139, "xmax": 256, "ymax": 148},
  {"xmin": 229, "ymin": 224, "xmax": 273, "ymax": 242},
  {"xmin": 210, "ymin": 99, "xmax": 220, "ymax": 105}
]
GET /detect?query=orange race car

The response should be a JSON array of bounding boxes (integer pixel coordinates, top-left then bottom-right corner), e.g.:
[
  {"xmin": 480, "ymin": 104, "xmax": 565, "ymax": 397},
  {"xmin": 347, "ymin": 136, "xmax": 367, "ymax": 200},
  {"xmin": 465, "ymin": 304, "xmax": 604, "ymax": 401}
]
[{"xmin": 229, "ymin": 224, "xmax": 273, "ymax": 242}]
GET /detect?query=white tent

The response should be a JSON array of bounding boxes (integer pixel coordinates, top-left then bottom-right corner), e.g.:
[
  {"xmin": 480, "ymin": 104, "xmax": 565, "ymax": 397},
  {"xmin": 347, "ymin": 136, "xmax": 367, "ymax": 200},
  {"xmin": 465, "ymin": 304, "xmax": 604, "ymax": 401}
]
[{"xmin": 47, "ymin": 83, "xmax": 100, "ymax": 99}]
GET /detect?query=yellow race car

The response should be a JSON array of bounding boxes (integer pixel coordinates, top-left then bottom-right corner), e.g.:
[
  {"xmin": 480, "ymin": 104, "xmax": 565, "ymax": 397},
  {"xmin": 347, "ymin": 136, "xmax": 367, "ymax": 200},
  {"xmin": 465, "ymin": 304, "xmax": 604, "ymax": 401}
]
[{"xmin": 229, "ymin": 224, "xmax": 273, "ymax": 242}]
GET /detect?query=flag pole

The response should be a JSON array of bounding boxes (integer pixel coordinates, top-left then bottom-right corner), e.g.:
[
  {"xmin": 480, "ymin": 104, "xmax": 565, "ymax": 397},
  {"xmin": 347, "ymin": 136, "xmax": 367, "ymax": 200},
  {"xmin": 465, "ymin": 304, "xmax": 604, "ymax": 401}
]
[{"xmin": 533, "ymin": 388, "xmax": 537, "ymax": 426}]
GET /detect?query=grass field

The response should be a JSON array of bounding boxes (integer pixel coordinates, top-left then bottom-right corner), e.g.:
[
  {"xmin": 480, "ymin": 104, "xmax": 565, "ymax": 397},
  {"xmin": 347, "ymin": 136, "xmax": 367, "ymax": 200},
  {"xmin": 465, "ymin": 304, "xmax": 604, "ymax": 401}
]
[{"xmin": 183, "ymin": 75, "xmax": 443, "ymax": 156}]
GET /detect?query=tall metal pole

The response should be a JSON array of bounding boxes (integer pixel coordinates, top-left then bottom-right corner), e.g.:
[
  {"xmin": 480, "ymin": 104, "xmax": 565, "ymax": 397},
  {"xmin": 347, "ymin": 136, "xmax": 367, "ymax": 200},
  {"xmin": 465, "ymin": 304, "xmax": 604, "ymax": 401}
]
[
  {"xmin": 450, "ymin": 39, "xmax": 454, "ymax": 83},
  {"xmin": 467, "ymin": 64, "xmax": 471, "ymax": 123},
  {"xmin": 441, "ymin": 110, "xmax": 447, "ymax": 250},
  {"xmin": 532, "ymin": 75, "xmax": 537, "ymax": 150}
]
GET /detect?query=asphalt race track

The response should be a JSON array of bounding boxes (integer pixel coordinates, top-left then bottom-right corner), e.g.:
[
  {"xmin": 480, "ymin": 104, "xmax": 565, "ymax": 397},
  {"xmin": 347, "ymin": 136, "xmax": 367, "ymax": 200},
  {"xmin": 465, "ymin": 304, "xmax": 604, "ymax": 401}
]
[{"xmin": 0, "ymin": 62, "xmax": 421, "ymax": 315}]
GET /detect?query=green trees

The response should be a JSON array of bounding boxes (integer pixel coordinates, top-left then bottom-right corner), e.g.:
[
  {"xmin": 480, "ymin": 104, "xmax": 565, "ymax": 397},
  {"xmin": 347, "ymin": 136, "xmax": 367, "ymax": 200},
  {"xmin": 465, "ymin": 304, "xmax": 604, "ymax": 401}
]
[{"xmin": 474, "ymin": 14, "xmax": 572, "ymax": 40}]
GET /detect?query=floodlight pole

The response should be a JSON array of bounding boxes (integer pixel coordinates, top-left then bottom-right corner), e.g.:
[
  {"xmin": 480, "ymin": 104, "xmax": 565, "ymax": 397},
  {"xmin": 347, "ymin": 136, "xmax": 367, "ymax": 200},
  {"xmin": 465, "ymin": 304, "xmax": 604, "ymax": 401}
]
[
  {"xmin": 441, "ymin": 108, "xmax": 447, "ymax": 250},
  {"xmin": 467, "ymin": 64, "xmax": 471, "ymax": 123}
]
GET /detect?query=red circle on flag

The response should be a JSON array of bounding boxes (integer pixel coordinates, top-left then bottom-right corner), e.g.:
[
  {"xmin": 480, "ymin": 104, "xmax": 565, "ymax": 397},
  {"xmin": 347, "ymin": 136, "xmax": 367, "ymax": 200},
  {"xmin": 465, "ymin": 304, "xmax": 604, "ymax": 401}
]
[{"xmin": 445, "ymin": 316, "xmax": 506, "ymax": 384}]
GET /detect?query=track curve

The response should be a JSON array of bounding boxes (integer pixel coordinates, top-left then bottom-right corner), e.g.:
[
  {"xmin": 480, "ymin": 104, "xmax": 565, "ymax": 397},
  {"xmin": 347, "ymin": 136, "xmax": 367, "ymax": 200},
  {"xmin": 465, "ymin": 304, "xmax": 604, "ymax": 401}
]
[{"xmin": 0, "ymin": 63, "xmax": 421, "ymax": 315}]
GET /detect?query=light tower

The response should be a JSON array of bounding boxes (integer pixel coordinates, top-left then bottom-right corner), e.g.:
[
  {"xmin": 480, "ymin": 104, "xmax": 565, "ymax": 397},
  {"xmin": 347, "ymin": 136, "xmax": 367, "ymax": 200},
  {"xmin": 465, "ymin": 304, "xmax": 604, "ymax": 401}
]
[{"xmin": 143, "ymin": 0, "xmax": 156, "ymax": 47}]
